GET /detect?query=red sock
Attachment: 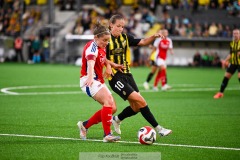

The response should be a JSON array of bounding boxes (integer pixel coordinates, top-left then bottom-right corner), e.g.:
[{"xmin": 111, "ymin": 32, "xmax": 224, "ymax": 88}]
[
  {"xmin": 161, "ymin": 69, "xmax": 166, "ymax": 87},
  {"xmin": 84, "ymin": 109, "xmax": 102, "ymax": 129},
  {"xmin": 101, "ymin": 106, "xmax": 112, "ymax": 136},
  {"xmin": 154, "ymin": 70, "xmax": 161, "ymax": 87}
]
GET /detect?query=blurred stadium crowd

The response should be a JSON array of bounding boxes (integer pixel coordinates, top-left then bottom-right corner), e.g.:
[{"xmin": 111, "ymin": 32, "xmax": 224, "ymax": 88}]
[{"xmin": 0, "ymin": 0, "xmax": 239, "ymax": 64}]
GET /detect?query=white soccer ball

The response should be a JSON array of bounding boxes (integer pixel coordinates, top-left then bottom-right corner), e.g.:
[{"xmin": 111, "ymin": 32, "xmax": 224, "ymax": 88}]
[{"xmin": 138, "ymin": 126, "xmax": 156, "ymax": 145}]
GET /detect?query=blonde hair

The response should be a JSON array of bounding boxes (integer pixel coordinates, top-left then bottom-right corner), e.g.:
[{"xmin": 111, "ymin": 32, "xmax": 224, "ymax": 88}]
[{"xmin": 93, "ymin": 22, "xmax": 110, "ymax": 37}]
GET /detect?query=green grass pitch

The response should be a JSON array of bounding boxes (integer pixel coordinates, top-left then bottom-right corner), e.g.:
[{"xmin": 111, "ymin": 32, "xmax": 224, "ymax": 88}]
[{"xmin": 0, "ymin": 63, "xmax": 239, "ymax": 160}]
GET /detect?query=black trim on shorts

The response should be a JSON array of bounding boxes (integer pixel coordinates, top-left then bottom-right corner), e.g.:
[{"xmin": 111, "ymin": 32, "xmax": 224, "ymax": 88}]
[
  {"xmin": 150, "ymin": 60, "xmax": 157, "ymax": 66},
  {"xmin": 226, "ymin": 64, "xmax": 240, "ymax": 74},
  {"xmin": 108, "ymin": 72, "xmax": 139, "ymax": 101}
]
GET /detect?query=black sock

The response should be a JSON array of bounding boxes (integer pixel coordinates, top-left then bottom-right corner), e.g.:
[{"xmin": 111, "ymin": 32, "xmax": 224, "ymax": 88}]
[
  {"xmin": 239, "ymin": 78, "xmax": 240, "ymax": 83},
  {"xmin": 140, "ymin": 105, "xmax": 158, "ymax": 128},
  {"xmin": 118, "ymin": 106, "xmax": 137, "ymax": 121},
  {"xmin": 146, "ymin": 73, "xmax": 154, "ymax": 83},
  {"xmin": 220, "ymin": 77, "xmax": 229, "ymax": 93}
]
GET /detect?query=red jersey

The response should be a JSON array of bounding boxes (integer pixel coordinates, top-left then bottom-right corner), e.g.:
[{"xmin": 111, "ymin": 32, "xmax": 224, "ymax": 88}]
[
  {"xmin": 80, "ymin": 40, "xmax": 106, "ymax": 83},
  {"xmin": 154, "ymin": 37, "xmax": 173, "ymax": 60}
]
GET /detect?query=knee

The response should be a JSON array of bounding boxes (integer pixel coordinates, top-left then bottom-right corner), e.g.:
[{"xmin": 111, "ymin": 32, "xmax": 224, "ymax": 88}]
[
  {"xmin": 112, "ymin": 106, "xmax": 117, "ymax": 114},
  {"xmin": 130, "ymin": 97, "xmax": 147, "ymax": 112},
  {"xmin": 103, "ymin": 95, "xmax": 115, "ymax": 108}
]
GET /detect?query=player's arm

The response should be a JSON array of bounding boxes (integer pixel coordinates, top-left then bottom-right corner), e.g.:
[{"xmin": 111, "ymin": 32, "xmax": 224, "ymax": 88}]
[
  {"xmin": 224, "ymin": 55, "xmax": 231, "ymax": 62},
  {"xmin": 104, "ymin": 59, "xmax": 112, "ymax": 79},
  {"xmin": 169, "ymin": 48, "xmax": 174, "ymax": 55},
  {"xmin": 137, "ymin": 33, "xmax": 164, "ymax": 46},
  {"xmin": 106, "ymin": 59, "xmax": 125, "ymax": 73},
  {"xmin": 85, "ymin": 55, "xmax": 96, "ymax": 87}
]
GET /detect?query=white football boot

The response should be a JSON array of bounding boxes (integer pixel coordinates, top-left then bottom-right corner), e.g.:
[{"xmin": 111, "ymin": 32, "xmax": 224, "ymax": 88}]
[
  {"xmin": 112, "ymin": 116, "xmax": 121, "ymax": 134},
  {"xmin": 77, "ymin": 121, "xmax": 87, "ymax": 140},
  {"xmin": 143, "ymin": 82, "xmax": 149, "ymax": 90},
  {"xmin": 161, "ymin": 84, "xmax": 172, "ymax": 91},
  {"xmin": 158, "ymin": 127, "xmax": 172, "ymax": 137},
  {"xmin": 103, "ymin": 134, "xmax": 121, "ymax": 142}
]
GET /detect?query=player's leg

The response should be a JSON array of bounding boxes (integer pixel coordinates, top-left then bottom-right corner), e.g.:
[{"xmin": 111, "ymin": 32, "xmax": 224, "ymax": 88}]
[
  {"xmin": 153, "ymin": 66, "xmax": 164, "ymax": 90},
  {"xmin": 214, "ymin": 64, "xmax": 236, "ymax": 99},
  {"xmin": 127, "ymin": 93, "xmax": 172, "ymax": 136},
  {"xmin": 79, "ymin": 78, "xmax": 119, "ymax": 141},
  {"xmin": 143, "ymin": 62, "xmax": 157, "ymax": 90},
  {"xmin": 94, "ymin": 86, "xmax": 120, "ymax": 142},
  {"xmin": 111, "ymin": 73, "xmax": 172, "ymax": 136}
]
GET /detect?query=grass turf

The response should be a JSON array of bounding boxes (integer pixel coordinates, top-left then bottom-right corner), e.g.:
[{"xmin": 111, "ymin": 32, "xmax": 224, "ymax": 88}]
[{"xmin": 0, "ymin": 63, "xmax": 239, "ymax": 160}]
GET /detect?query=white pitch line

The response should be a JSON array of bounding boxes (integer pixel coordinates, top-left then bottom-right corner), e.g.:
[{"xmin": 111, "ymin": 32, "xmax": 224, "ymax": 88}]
[
  {"xmin": 0, "ymin": 133, "xmax": 240, "ymax": 151},
  {"xmin": 0, "ymin": 84, "xmax": 239, "ymax": 96}
]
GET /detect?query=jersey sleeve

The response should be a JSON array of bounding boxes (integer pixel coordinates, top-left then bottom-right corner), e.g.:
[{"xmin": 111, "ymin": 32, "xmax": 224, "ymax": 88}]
[
  {"xmin": 85, "ymin": 41, "xmax": 98, "ymax": 60},
  {"xmin": 126, "ymin": 34, "xmax": 141, "ymax": 46},
  {"xmin": 153, "ymin": 38, "xmax": 160, "ymax": 48},
  {"xmin": 168, "ymin": 38, "xmax": 173, "ymax": 49}
]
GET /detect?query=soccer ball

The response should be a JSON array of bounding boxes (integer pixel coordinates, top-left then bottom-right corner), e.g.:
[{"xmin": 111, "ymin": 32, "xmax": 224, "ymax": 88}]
[{"xmin": 138, "ymin": 126, "xmax": 156, "ymax": 145}]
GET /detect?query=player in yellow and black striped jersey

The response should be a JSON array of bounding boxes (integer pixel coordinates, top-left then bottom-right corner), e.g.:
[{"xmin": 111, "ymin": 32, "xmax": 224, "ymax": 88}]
[
  {"xmin": 106, "ymin": 14, "xmax": 172, "ymax": 137},
  {"xmin": 214, "ymin": 29, "xmax": 240, "ymax": 99}
]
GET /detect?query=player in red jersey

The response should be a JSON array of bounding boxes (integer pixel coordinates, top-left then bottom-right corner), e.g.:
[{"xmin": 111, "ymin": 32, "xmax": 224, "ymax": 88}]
[
  {"xmin": 143, "ymin": 29, "xmax": 173, "ymax": 91},
  {"xmin": 77, "ymin": 22, "xmax": 123, "ymax": 142}
]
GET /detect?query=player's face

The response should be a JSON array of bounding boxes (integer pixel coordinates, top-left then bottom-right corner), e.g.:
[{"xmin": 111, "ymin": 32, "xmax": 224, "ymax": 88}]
[
  {"xmin": 110, "ymin": 19, "xmax": 125, "ymax": 37},
  {"xmin": 95, "ymin": 34, "xmax": 110, "ymax": 49},
  {"xmin": 162, "ymin": 30, "xmax": 168, "ymax": 37},
  {"xmin": 233, "ymin": 30, "xmax": 240, "ymax": 41}
]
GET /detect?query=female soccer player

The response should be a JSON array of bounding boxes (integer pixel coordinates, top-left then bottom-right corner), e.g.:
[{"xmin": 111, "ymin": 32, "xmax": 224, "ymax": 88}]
[
  {"xmin": 143, "ymin": 29, "xmax": 174, "ymax": 91},
  {"xmin": 106, "ymin": 14, "xmax": 172, "ymax": 136},
  {"xmin": 77, "ymin": 22, "xmax": 123, "ymax": 142},
  {"xmin": 213, "ymin": 29, "xmax": 240, "ymax": 99}
]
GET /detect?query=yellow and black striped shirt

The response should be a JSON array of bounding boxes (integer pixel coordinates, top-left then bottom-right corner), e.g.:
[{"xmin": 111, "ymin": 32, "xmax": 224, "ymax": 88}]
[
  {"xmin": 106, "ymin": 33, "xmax": 140, "ymax": 74},
  {"xmin": 229, "ymin": 40, "xmax": 240, "ymax": 65}
]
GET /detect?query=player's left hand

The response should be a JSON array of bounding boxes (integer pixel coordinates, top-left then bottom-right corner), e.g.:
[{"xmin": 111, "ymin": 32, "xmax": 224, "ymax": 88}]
[
  {"xmin": 154, "ymin": 33, "xmax": 165, "ymax": 39},
  {"xmin": 113, "ymin": 64, "xmax": 125, "ymax": 73}
]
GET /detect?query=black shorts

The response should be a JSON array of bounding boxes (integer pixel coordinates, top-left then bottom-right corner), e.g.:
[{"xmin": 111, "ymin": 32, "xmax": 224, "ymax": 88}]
[
  {"xmin": 226, "ymin": 64, "xmax": 240, "ymax": 74},
  {"xmin": 150, "ymin": 60, "xmax": 157, "ymax": 66},
  {"xmin": 108, "ymin": 72, "xmax": 139, "ymax": 101}
]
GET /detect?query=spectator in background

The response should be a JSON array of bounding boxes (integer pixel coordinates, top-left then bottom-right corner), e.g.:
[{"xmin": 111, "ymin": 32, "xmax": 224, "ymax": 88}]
[
  {"xmin": 194, "ymin": 22, "xmax": 202, "ymax": 37},
  {"xmin": 73, "ymin": 21, "xmax": 84, "ymax": 35},
  {"xmin": 190, "ymin": 51, "xmax": 202, "ymax": 66},
  {"xmin": 31, "ymin": 36, "xmax": 41, "ymax": 63},
  {"xmin": 26, "ymin": 35, "xmax": 34, "ymax": 64},
  {"xmin": 42, "ymin": 36, "xmax": 50, "ymax": 62},
  {"xmin": 212, "ymin": 52, "xmax": 222, "ymax": 67},
  {"xmin": 14, "ymin": 36, "xmax": 24, "ymax": 62},
  {"xmin": 209, "ymin": 0, "xmax": 219, "ymax": 9},
  {"xmin": 202, "ymin": 22, "xmax": 209, "ymax": 37},
  {"xmin": 209, "ymin": 22, "xmax": 218, "ymax": 37},
  {"xmin": 191, "ymin": 0, "xmax": 199, "ymax": 14},
  {"xmin": 201, "ymin": 51, "xmax": 209, "ymax": 66}
]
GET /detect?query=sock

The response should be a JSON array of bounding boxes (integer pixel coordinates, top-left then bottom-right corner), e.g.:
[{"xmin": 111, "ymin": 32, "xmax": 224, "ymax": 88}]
[
  {"xmin": 83, "ymin": 109, "xmax": 102, "ymax": 129},
  {"xmin": 118, "ymin": 106, "xmax": 137, "ymax": 121},
  {"xmin": 161, "ymin": 69, "xmax": 166, "ymax": 87},
  {"xmin": 220, "ymin": 77, "xmax": 229, "ymax": 93},
  {"xmin": 101, "ymin": 106, "xmax": 112, "ymax": 136},
  {"xmin": 155, "ymin": 125, "xmax": 163, "ymax": 132},
  {"xmin": 146, "ymin": 73, "xmax": 154, "ymax": 83},
  {"xmin": 140, "ymin": 106, "xmax": 158, "ymax": 128},
  {"xmin": 154, "ymin": 70, "xmax": 161, "ymax": 87},
  {"xmin": 239, "ymin": 78, "xmax": 240, "ymax": 83}
]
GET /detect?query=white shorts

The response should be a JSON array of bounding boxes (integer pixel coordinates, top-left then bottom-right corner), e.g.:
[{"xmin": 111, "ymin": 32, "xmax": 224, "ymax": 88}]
[
  {"xmin": 80, "ymin": 76, "xmax": 111, "ymax": 97},
  {"xmin": 155, "ymin": 58, "xmax": 167, "ymax": 68}
]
